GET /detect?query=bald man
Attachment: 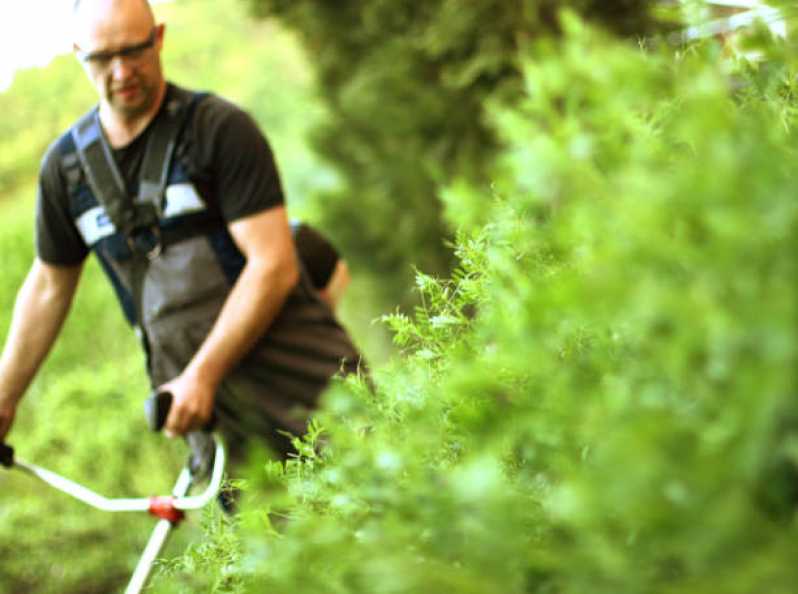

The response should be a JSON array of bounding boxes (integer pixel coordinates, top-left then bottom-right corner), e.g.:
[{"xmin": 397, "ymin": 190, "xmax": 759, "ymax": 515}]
[{"xmin": 0, "ymin": 0, "xmax": 361, "ymax": 461}]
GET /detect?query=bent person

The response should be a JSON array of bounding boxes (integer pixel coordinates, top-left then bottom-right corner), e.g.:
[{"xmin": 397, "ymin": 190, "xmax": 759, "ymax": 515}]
[{"xmin": 0, "ymin": 0, "xmax": 362, "ymax": 463}]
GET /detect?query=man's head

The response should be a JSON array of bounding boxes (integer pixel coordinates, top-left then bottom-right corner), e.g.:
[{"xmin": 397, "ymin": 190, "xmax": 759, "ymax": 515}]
[{"xmin": 72, "ymin": 0, "xmax": 166, "ymax": 123}]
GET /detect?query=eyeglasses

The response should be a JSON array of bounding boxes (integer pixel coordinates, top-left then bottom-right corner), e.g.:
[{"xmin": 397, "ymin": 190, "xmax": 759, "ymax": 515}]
[{"xmin": 76, "ymin": 28, "xmax": 158, "ymax": 69}]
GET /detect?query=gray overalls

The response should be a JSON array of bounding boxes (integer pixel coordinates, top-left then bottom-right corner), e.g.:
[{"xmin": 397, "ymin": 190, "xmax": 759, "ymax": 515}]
[{"xmin": 57, "ymin": 85, "xmax": 361, "ymax": 458}]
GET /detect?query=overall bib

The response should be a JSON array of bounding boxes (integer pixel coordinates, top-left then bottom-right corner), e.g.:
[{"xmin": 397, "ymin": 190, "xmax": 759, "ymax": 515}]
[{"xmin": 57, "ymin": 85, "xmax": 361, "ymax": 458}]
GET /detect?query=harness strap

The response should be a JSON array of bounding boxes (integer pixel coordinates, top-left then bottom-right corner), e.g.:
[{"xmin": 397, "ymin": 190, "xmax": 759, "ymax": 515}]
[
  {"xmin": 61, "ymin": 152, "xmax": 83, "ymax": 194},
  {"xmin": 137, "ymin": 87, "xmax": 195, "ymax": 217},
  {"xmin": 69, "ymin": 86, "xmax": 202, "ymax": 256},
  {"xmin": 71, "ymin": 110, "xmax": 149, "ymax": 237}
]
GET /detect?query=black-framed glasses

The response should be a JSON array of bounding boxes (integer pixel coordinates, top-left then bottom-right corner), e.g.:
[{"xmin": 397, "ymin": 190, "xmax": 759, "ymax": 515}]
[{"xmin": 76, "ymin": 28, "xmax": 158, "ymax": 69}]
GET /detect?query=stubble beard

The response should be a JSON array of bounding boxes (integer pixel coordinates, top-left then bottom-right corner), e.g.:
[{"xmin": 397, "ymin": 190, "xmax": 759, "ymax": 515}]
[{"xmin": 107, "ymin": 77, "xmax": 155, "ymax": 122}]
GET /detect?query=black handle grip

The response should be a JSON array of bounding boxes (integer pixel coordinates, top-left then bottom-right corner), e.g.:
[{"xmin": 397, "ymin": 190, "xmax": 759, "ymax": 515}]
[
  {"xmin": 0, "ymin": 443, "xmax": 14, "ymax": 468},
  {"xmin": 144, "ymin": 391, "xmax": 173, "ymax": 432},
  {"xmin": 144, "ymin": 391, "xmax": 216, "ymax": 433}
]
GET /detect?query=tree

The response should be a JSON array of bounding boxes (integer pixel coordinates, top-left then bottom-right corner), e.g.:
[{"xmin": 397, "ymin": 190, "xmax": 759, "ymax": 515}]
[{"xmin": 244, "ymin": 0, "xmax": 673, "ymax": 307}]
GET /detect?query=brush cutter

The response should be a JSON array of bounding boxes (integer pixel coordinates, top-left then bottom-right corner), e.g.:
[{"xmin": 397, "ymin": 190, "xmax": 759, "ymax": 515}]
[{"xmin": 0, "ymin": 391, "xmax": 226, "ymax": 594}]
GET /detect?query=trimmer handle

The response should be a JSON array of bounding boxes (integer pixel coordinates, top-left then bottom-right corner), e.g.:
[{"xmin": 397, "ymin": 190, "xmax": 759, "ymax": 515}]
[
  {"xmin": 143, "ymin": 391, "xmax": 216, "ymax": 433},
  {"xmin": 0, "ymin": 443, "xmax": 13, "ymax": 468},
  {"xmin": 144, "ymin": 391, "xmax": 173, "ymax": 432}
]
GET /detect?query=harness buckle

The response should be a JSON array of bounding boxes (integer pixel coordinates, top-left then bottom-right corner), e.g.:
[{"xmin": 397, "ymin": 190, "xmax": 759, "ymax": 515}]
[{"xmin": 126, "ymin": 225, "xmax": 163, "ymax": 261}]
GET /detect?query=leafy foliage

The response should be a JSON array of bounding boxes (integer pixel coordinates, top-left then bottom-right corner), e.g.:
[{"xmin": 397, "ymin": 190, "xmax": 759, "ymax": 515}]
[
  {"xmin": 169, "ymin": 8, "xmax": 797, "ymax": 594},
  {"xmin": 2, "ymin": 2, "xmax": 797, "ymax": 593},
  {"xmin": 245, "ymin": 0, "xmax": 676, "ymax": 309}
]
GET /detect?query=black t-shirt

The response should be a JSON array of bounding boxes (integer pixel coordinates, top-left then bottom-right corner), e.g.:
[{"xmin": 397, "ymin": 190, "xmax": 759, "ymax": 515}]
[
  {"xmin": 35, "ymin": 84, "xmax": 284, "ymax": 266},
  {"xmin": 293, "ymin": 223, "xmax": 340, "ymax": 290}
]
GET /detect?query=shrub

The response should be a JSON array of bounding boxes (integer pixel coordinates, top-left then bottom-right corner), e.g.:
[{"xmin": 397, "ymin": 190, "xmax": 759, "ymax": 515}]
[
  {"xmin": 245, "ymin": 0, "xmax": 675, "ymax": 308},
  {"xmin": 170, "ymin": 10, "xmax": 798, "ymax": 594}
]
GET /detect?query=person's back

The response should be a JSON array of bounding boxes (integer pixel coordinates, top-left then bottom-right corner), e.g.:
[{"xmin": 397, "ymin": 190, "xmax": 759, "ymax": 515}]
[{"xmin": 292, "ymin": 222, "xmax": 351, "ymax": 310}]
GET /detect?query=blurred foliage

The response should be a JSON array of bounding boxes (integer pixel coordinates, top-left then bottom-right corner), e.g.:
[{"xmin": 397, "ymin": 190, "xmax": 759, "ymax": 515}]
[
  {"xmin": 2, "ymin": 1, "xmax": 798, "ymax": 593},
  {"xmin": 0, "ymin": 62, "xmax": 93, "ymax": 199},
  {"xmin": 245, "ymin": 0, "xmax": 679, "ymax": 309},
  {"xmin": 155, "ymin": 6, "xmax": 795, "ymax": 594}
]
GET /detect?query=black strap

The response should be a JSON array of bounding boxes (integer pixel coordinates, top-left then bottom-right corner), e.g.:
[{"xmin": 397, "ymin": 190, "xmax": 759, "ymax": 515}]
[
  {"xmin": 69, "ymin": 86, "xmax": 200, "ymax": 248},
  {"xmin": 61, "ymin": 152, "xmax": 83, "ymax": 194},
  {"xmin": 71, "ymin": 110, "xmax": 148, "ymax": 237},
  {"xmin": 137, "ymin": 87, "xmax": 195, "ymax": 217},
  {"xmin": 160, "ymin": 214, "xmax": 222, "ymax": 247}
]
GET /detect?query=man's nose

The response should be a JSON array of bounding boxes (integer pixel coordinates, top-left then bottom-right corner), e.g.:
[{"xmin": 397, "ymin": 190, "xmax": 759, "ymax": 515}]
[{"xmin": 110, "ymin": 56, "xmax": 135, "ymax": 79}]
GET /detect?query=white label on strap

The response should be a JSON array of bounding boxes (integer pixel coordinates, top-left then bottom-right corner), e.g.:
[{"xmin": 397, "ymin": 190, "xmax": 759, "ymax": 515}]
[
  {"xmin": 164, "ymin": 183, "xmax": 206, "ymax": 218},
  {"xmin": 75, "ymin": 206, "xmax": 115, "ymax": 246},
  {"xmin": 74, "ymin": 183, "xmax": 205, "ymax": 246}
]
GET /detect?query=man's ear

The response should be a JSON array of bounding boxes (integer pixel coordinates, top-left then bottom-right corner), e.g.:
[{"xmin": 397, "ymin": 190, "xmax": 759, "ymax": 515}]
[{"xmin": 155, "ymin": 23, "xmax": 166, "ymax": 51}]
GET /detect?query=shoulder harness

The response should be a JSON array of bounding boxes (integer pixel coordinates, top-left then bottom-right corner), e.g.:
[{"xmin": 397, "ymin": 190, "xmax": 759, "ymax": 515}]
[{"xmin": 68, "ymin": 86, "xmax": 209, "ymax": 260}]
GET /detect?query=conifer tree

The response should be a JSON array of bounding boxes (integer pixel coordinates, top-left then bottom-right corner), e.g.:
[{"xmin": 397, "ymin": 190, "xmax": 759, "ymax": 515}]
[{"xmin": 245, "ymin": 0, "xmax": 671, "ymax": 306}]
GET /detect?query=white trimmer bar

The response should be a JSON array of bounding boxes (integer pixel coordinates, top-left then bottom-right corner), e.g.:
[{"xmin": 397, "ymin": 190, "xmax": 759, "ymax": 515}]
[{"xmin": 0, "ymin": 392, "xmax": 226, "ymax": 594}]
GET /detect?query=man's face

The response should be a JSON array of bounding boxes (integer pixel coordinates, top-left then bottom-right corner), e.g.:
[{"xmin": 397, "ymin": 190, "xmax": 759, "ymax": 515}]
[{"xmin": 73, "ymin": 1, "xmax": 165, "ymax": 121}]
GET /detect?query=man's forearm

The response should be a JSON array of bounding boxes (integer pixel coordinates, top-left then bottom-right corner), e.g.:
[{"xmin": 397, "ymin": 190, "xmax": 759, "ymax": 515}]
[
  {"xmin": 0, "ymin": 259, "xmax": 82, "ymax": 438},
  {"xmin": 182, "ymin": 255, "xmax": 299, "ymax": 391},
  {"xmin": 158, "ymin": 256, "xmax": 297, "ymax": 437},
  {"xmin": 160, "ymin": 207, "xmax": 299, "ymax": 436}
]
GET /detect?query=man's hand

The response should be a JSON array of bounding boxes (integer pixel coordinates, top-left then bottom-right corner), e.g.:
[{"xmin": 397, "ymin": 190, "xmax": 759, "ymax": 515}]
[{"xmin": 159, "ymin": 372, "xmax": 216, "ymax": 438}]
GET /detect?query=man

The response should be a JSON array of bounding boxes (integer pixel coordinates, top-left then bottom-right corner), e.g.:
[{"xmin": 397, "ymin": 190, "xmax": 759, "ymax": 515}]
[{"xmin": 0, "ymin": 0, "xmax": 361, "ymax": 460}]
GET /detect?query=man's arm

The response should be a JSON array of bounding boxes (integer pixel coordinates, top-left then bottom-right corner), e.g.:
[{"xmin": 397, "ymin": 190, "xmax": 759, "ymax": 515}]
[
  {"xmin": 161, "ymin": 205, "xmax": 299, "ymax": 436},
  {"xmin": 0, "ymin": 259, "xmax": 83, "ymax": 441}
]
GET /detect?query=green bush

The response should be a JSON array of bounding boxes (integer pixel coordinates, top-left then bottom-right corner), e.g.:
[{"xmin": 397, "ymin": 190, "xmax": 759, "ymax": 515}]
[
  {"xmin": 158, "ymin": 10, "xmax": 797, "ymax": 594},
  {"xmin": 4, "ymin": 2, "xmax": 796, "ymax": 593},
  {"xmin": 246, "ymin": 0, "xmax": 676, "ymax": 309}
]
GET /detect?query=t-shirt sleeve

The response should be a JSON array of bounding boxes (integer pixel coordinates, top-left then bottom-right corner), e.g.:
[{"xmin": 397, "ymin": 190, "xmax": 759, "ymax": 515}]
[
  {"xmin": 294, "ymin": 223, "xmax": 340, "ymax": 289},
  {"xmin": 193, "ymin": 96, "xmax": 284, "ymax": 221},
  {"xmin": 35, "ymin": 143, "xmax": 89, "ymax": 266}
]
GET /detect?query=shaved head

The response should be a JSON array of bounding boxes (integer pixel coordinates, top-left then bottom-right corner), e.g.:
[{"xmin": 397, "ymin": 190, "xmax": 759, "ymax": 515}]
[
  {"xmin": 72, "ymin": 0, "xmax": 156, "ymax": 46},
  {"xmin": 73, "ymin": 0, "xmax": 153, "ymax": 16}
]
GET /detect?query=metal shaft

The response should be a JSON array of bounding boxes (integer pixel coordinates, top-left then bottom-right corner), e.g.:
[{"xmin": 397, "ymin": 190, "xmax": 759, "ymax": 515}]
[
  {"xmin": 13, "ymin": 460, "xmax": 151, "ymax": 511},
  {"xmin": 125, "ymin": 467, "xmax": 193, "ymax": 594}
]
